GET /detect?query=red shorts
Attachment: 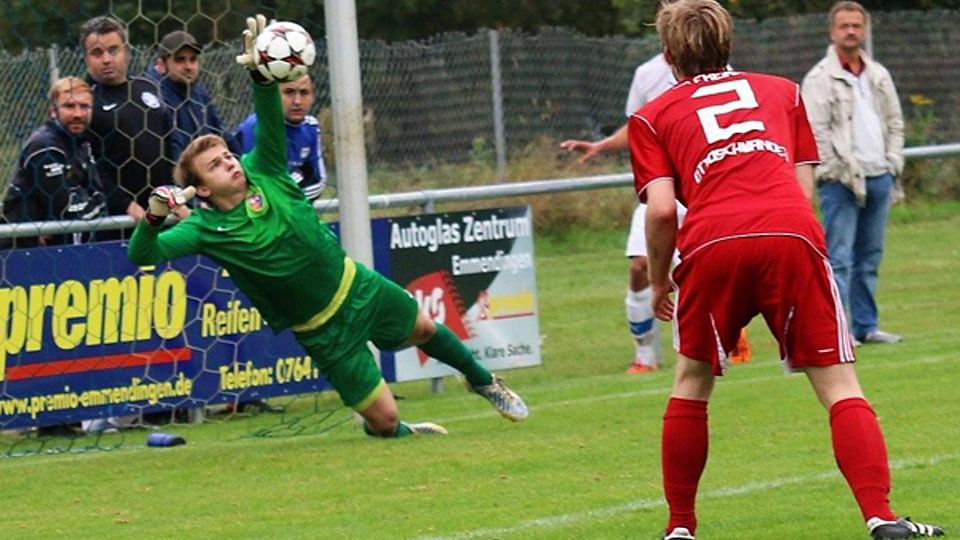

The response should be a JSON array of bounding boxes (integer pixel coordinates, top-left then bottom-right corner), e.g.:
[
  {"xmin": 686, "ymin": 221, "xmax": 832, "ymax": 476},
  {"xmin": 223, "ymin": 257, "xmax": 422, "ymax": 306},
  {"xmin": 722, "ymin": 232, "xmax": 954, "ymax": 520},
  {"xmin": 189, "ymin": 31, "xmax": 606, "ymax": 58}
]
[{"xmin": 671, "ymin": 235, "xmax": 855, "ymax": 375}]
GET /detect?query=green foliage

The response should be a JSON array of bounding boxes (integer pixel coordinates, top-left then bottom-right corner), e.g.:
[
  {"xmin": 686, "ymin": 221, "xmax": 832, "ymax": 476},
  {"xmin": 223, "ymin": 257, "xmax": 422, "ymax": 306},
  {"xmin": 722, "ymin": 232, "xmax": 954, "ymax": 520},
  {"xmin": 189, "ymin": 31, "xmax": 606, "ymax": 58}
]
[
  {"xmin": 899, "ymin": 94, "xmax": 960, "ymax": 199},
  {"xmin": 4, "ymin": 0, "xmax": 960, "ymax": 49},
  {"xmin": 366, "ymin": 136, "xmax": 637, "ymax": 234},
  {"xmin": 363, "ymin": 136, "xmax": 960, "ymax": 236},
  {"xmin": 0, "ymin": 203, "xmax": 957, "ymax": 539}
]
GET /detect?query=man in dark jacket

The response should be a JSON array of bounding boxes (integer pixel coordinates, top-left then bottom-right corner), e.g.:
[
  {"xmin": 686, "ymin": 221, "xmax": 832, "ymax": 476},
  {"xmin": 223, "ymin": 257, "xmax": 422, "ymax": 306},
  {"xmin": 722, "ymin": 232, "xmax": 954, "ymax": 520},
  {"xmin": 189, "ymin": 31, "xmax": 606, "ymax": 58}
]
[
  {"xmin": 81, "ymin": 16, "xmax": 176, "ymax": 226},
  {"xmin": 2, "ymin": 76, "xmax": 105, "ymax": 248},
  {"xmin": 145, "ymin": 30, "xmax": 239, "ymax": 159}
]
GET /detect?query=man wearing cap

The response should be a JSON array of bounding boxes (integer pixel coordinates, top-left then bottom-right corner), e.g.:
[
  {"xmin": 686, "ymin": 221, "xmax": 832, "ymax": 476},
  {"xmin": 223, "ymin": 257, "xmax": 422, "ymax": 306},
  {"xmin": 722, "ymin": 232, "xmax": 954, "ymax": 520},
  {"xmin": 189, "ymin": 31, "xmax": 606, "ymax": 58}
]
[{"xmin": 146, "ymin": 30, "xmax": 239, "ymax": 160}]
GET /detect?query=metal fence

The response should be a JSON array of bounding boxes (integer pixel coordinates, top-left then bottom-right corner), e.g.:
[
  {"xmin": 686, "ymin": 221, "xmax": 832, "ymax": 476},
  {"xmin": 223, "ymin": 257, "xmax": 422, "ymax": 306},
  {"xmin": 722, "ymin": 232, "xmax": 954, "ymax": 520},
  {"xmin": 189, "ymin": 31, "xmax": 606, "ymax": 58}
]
[
  {"xmin": 0, "ymin": 9, "xmax": 958, "ymax": 199},
  {"xmin": 3, "ymin": 142, "xmax": 960, "ymax": 242}
]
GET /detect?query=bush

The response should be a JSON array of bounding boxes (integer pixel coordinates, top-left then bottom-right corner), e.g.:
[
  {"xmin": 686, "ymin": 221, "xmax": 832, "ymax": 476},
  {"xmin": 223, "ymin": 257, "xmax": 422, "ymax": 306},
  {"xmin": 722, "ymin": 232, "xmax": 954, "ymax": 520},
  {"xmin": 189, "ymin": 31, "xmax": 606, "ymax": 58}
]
[{"xmin": 364, "ymin": 135, "xmax": 637, "ymax": 234}]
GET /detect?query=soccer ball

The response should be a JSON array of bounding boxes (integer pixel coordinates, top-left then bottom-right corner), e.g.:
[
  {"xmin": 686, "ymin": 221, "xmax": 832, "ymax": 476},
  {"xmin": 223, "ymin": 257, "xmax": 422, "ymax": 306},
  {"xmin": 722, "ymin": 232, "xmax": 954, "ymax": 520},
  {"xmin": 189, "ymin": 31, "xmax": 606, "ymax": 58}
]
[{"xmin": 254, "ymin": 21, "xmax": 316, "ymax": 83}]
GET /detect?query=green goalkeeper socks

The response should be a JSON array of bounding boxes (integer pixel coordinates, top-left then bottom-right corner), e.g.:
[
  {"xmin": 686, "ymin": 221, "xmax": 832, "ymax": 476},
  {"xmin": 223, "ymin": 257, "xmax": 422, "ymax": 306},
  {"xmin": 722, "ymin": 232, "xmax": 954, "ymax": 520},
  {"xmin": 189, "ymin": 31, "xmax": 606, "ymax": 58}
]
[
  {"xmin": 418, "ymin": 323, "xmax": 493, "ymax": 387},
  {"xmin": 364, "ymin": 421, "xmax": 413, "ymax": 438}
]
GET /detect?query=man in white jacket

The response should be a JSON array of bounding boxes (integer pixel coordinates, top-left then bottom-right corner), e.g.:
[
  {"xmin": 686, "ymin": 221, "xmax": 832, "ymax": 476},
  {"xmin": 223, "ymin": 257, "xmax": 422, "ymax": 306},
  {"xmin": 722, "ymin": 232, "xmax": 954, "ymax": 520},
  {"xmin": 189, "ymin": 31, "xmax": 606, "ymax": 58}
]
[{"xmin": 801, "ymin": 1, "xmax": 904, "ymax": 346}]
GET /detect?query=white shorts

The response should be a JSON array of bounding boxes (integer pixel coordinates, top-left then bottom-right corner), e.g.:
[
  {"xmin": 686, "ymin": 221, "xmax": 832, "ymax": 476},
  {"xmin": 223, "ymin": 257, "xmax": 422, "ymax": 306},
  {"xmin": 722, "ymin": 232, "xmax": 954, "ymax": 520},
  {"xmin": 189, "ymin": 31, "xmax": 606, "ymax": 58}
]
[{"xmin": 625, "ymin": 202, "xmax": 687, "ymax": 261}]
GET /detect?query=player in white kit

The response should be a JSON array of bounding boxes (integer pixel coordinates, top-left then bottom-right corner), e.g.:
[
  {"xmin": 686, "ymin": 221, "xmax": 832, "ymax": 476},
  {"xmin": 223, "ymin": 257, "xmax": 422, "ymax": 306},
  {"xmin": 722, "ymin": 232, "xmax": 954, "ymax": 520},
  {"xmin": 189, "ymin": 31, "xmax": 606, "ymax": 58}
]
[{"xmin": 561, "ymin": 47, "xmax": 750, "ymax": 374}]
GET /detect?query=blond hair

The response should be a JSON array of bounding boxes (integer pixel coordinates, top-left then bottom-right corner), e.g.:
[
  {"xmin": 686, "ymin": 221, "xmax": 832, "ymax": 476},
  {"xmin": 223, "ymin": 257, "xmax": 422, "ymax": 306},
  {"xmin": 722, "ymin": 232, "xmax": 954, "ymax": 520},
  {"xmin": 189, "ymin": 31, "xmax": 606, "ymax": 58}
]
[
  {"xmin": 656, "ymin": 0, "xmax": 732, "ymax": 79},
  {"xmin": 49, "ymin": 76, "xmax": 92, "ymax": 102},
  {"xmin": 175, "ymin": 134, "xmax": 229, "ymax": 189}
]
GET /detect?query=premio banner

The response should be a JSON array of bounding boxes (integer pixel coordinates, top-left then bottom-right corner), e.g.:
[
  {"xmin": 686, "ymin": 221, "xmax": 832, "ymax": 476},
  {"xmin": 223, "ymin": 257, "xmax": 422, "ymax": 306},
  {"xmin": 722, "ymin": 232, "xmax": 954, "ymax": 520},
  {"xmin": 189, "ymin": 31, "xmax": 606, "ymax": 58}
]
[
  {"xmin": 0, "ymin": 244, "xmax": 321, "ymax": 430},
  {"xmin": 0, "ymin": 205, "xmax": 540, "ymax": 429}
]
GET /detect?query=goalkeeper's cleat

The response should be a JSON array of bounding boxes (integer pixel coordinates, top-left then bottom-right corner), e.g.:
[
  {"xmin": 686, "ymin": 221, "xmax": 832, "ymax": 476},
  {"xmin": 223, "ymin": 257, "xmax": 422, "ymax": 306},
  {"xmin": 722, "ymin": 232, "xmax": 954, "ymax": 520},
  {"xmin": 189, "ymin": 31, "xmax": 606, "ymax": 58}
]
[
  {"xmin": 468, "ymin": 375, "xmax": 529, "ymax": 422},
  {"xmin": 401, "ymin": 421, "xmax": 448, "ymax": 436},
  {"xmin": 729, "ymin": 328, "xmax": 752, "ymax": 364},
  {"xmin": 868, "ymin": 517, "xmax": 944, "ymax": 538},
  {"xmin": 662, "ymin": 526, "xmax": 695, "ymax": 540}
]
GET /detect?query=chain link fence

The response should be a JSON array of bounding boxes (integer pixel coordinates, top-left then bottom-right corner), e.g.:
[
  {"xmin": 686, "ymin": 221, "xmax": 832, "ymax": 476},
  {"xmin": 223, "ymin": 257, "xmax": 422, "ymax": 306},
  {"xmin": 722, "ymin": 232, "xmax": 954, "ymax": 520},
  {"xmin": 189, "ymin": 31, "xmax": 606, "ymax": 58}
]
[
  {"xmin": 1, "ymin": 9, "xmax": 958, "ymax": 198},
  {"xmin": 2, "ymin": 6, "xmax": 959, "ymax": 446}
]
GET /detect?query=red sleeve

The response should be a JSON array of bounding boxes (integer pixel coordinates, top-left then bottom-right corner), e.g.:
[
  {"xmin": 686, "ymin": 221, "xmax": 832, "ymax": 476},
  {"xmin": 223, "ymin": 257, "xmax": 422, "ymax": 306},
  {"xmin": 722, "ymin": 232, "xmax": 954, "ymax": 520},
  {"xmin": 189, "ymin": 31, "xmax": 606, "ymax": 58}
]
[
  {"xmin": 792, "ymin": 93, "xmax": 819, "ymax": 165},
  {"xmin": 628, "ymin": 113, "xmax": 675, "ymax": 203}
]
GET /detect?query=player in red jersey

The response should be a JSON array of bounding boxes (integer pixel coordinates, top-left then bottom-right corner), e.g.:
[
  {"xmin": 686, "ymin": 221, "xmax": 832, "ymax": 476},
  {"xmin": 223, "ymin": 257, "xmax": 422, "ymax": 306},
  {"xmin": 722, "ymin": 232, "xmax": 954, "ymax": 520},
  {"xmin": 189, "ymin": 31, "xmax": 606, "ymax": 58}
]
[{"xmin": 628, "ymin": 2, "xmax": 944, "ymax": 539}]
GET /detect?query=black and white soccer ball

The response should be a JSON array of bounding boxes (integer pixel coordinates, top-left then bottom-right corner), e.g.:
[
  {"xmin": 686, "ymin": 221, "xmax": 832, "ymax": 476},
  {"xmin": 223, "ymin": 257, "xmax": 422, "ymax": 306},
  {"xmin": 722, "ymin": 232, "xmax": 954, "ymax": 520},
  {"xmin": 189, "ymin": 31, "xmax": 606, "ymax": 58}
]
[{"xmin": 254, "ymin": 21, "xmax": 316, "ymax": 83}]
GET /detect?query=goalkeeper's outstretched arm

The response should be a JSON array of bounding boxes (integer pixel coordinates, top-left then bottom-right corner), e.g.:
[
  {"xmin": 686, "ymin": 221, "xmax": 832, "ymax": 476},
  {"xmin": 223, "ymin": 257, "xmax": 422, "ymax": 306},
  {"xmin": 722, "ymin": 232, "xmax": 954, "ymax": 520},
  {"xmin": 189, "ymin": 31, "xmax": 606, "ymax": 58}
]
[
  {"xmin": 235, "ymin": 14, "xmax": 287, "ymax": 179},
  {"xmin": 244, "ymin": 83, "xmax": 288, "ymax": 178}
]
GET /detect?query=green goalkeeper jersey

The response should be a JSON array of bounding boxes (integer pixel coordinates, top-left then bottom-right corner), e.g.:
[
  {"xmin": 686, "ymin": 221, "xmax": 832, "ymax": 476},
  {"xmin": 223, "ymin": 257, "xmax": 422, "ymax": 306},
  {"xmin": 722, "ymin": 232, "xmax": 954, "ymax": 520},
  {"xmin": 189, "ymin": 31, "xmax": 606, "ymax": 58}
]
[{"xmin": 128, "ymin": 82, "xmax": 351, "ymax": 333}]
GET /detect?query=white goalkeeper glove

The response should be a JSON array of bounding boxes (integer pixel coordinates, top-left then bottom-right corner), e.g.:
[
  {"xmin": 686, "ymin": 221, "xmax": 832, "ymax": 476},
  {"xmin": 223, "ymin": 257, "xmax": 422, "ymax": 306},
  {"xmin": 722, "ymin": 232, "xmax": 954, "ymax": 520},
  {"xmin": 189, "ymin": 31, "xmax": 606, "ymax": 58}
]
[
  {"xmin": 236, "ymin": 13, "xmax": 275, "ymax": 85},
  {"xmin": 146, "ymin": 185, "xmax": 196, "ymax": 226}
]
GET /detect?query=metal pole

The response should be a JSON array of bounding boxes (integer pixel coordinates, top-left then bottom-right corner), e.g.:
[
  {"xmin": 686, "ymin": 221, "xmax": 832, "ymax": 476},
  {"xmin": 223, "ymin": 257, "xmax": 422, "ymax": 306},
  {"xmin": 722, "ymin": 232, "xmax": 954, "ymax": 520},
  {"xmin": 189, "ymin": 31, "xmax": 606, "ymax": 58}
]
[
  {"xmin": 325, "ymin": 0, "xmax": 373, "ymax": 266},
  {"xmin": 325, "ymin": 1, "xmax": 379, "ymax": 412},
  {"xmin": 48, "ymin": 44, "xmax": 60, "ymax": 87},
  {"xmin": 489, "ymin": 29, "xmax": 507, "ymax": 181}
]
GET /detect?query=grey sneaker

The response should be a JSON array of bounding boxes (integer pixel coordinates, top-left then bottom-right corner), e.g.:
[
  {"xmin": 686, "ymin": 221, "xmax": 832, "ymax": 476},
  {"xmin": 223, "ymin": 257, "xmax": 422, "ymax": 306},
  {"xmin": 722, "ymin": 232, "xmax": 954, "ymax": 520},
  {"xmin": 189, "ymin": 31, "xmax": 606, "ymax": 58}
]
[
  {"xmin": 868, "ymin": 517, "xmax": 944, "ymax": 538},
  {"xmin": 662, "ymin": 527, "xmax": 695, "ymax": 540},
  {"xmin": 861, "ymin": 330, "xmax": 902, "ymax": 344},
  {"xmin": 401, "ymin": 421, "xmax": 448, "ymax": 435},
  {"xmin": 468, "ymin": 375, "xmax": 529, "ymax": 422}
]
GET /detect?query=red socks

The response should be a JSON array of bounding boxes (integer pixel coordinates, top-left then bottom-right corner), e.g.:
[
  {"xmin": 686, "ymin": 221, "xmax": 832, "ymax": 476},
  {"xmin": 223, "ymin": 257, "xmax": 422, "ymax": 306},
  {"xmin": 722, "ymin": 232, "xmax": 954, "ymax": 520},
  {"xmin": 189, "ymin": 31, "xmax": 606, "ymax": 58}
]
[
  {"xmin": 661, "ymin": 395, "xmax": 895, "ymax": 535},
  {"xmin": 830, "ymin": 397, "xmax": 896, "ymax": 521},
  {"xmin": 662, "ymin": 397, "xmax": 709, "ymax": 534}
]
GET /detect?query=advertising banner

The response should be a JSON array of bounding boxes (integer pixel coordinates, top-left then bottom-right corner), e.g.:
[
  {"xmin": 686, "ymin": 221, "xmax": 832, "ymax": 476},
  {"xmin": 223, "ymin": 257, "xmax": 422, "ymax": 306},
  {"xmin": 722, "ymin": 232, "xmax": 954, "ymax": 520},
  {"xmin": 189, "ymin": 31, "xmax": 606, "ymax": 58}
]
[
  {"xmin": 381, "ymin": 206, "xmax": 541, "ymax": 381},
  {"xmin": 0, "ymin": 206, "xmax": 540, "ymax": 429}
]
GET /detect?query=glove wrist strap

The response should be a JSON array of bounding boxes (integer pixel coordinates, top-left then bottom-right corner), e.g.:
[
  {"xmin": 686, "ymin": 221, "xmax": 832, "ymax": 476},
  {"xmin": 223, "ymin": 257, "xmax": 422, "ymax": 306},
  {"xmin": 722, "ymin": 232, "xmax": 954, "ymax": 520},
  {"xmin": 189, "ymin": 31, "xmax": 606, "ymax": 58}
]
[
  {"xmin": 249, "ymin": 70, "xmax": 274, "ymax": 86},
  {"xmin": 145, "ymin": 213, "xmax": 166, "ymax": 227}
]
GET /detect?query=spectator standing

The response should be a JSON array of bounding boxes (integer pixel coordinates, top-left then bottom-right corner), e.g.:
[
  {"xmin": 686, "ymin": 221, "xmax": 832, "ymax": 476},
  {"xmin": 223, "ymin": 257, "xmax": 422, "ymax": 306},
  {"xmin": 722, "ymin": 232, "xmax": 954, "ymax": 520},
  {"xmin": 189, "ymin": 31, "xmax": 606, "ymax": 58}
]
[
  {"xmin": 801, "ymin": 1, "xmax": 904, "ymax": 346},
  {"xmin": 234, "ymin": 74, "xmax": 327, "ymax": 201},
  {"xmin": 146, "ymin": 30, "xmax": 239, "ymax": 159},
  {"xmin": 2, "ymin": 77, "xmax": 105, "ymax": 248},
  {"xmin": 1, "ymin": 76, "xmax": 108, "ymax": 437},
  {"xmin": 81, "ymin": 16, "xmax": 176, "ymax": 226},
  {"xmin": 630, "ymin": 1, "xmax": 941, "ymax": 539}
]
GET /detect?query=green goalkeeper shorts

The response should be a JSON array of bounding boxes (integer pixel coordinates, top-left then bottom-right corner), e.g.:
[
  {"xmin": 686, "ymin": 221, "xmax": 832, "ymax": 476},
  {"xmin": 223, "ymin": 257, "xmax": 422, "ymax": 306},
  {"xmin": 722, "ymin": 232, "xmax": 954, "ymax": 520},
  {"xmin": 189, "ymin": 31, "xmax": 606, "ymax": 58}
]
[{"xmin": 293, "ymin": 263, "xmax": 419, "ymax": 410}]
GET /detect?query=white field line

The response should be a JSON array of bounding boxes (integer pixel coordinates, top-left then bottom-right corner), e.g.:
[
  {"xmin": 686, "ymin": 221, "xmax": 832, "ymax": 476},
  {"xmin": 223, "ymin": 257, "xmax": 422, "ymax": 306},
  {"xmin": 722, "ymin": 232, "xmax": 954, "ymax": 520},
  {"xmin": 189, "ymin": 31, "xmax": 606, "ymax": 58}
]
[
  {"xmin": 409, "ymin": 452, "xmax": 960, "ymax": 540},
  {"xmin": 1, "ymin": 353, "xmax": 951, "ymax": 467},
  {"xmin": 440, "ymin": 351, "xmax": 952, "ymax": 424}
]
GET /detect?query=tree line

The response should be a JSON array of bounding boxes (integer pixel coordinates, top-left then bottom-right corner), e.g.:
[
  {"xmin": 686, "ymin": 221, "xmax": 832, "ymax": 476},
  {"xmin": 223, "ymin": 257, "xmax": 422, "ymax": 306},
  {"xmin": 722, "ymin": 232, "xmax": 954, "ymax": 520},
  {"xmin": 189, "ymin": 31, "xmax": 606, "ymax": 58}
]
[{"xmin": 1, "ymin": 0, "xmax": 959, "ymax": 52}]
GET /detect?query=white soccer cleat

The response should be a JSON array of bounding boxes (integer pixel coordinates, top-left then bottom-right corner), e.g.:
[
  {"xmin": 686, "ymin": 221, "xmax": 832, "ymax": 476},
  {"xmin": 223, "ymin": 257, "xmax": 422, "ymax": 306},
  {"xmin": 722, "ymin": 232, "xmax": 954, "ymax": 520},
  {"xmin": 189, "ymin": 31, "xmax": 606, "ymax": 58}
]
[
  {"xmin": 662, "ymin": 526, "xmax": 695, "ymax": 540},
  {"xmin": 467, "ymin": 374, "xmax": 529, "ymax": 422},
  {"xmin": 401, "ymin": 421, "xmax": 448, "ymax": 435}
]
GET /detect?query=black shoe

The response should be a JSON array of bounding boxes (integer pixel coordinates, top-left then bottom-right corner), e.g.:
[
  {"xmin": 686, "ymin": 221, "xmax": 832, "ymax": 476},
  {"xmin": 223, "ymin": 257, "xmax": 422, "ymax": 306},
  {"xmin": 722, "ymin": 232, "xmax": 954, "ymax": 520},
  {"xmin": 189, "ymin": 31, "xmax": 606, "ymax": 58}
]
[
  {"xmin": 237, "ymin": 399, "xmax": 285, "ymax": 414},
  {"xmin": 869, "ymin": 517, "xmax": 944, "ymax": 538},
  {"xmin": 37, "ymin": 424, "xmax": 82, "ymax": 438}
]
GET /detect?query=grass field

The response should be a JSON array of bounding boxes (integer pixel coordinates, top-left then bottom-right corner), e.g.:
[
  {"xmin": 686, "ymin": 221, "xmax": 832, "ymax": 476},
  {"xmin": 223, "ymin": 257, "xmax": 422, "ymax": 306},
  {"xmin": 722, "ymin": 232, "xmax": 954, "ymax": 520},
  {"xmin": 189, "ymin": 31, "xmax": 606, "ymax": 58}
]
[{"xmin": 1, "ymin": 201, "xmax": 958, "ymax": 539}]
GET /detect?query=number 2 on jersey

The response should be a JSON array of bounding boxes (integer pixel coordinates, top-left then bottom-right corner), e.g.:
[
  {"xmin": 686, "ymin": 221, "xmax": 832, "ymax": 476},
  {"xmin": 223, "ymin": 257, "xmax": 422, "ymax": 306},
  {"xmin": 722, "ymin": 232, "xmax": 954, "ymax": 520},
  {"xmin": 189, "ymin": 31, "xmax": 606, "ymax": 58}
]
[{"xmin": 692, "ymin": 79, "xmax": 765, "ymax": 143}]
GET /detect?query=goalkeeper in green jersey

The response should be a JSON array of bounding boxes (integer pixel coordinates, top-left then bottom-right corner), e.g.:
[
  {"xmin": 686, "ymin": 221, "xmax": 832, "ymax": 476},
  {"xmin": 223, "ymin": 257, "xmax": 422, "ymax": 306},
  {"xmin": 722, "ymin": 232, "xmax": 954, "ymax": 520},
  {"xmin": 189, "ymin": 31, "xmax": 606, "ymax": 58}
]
[{"xmin": 128, "ymin": 15, "xmax": 528, "ymax": 437}]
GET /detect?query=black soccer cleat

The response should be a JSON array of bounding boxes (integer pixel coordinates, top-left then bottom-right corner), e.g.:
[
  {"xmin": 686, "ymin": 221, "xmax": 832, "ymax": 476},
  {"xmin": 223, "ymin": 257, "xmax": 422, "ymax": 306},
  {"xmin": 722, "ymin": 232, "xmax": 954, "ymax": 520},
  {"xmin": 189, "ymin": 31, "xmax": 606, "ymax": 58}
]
[{"xmin": 868, "ymin": 517, "xmax": 945, "ymax": 539}]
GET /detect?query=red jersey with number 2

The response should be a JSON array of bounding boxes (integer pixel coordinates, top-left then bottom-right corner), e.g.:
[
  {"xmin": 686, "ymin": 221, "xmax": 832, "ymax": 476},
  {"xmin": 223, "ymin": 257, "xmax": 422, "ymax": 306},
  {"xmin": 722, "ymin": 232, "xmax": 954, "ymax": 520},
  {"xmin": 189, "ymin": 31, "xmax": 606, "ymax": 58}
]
[{"xmin": 629, "ymin": 71, "xmax": 824, "ymax": 259}]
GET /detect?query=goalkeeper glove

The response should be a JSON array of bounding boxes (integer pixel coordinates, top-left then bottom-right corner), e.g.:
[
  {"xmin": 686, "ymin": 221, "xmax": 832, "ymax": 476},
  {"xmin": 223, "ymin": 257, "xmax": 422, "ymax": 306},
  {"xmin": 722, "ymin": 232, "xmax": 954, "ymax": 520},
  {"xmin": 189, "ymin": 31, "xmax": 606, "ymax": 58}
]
[
  {"xmin": 145, "ymin": 185, "xmax": 196, "ymax": 226},
  {"xmin": 235, "ymin": 14, "xmax": 274, "ymax": 85}
]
